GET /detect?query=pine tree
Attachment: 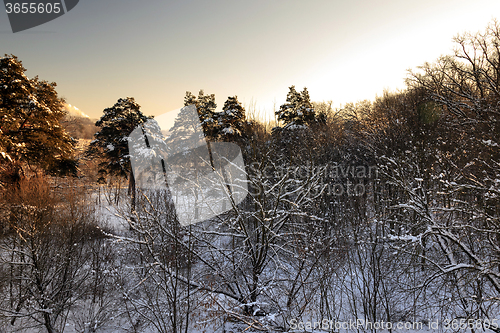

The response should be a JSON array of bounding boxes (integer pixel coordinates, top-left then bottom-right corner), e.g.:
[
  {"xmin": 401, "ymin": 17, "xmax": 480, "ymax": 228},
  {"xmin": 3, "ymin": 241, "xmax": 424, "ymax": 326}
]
[
  {"xmin": 184, "ymin": 90, "xmax": 218, "ymax": 140},
  {"xmin": 276, "ymin": 85, "xmax": 316, "ymax": 128},
  {"xmin": 218, "ymin": 96, "xmax": 246, "ymax": 142},
  {"xmin": 0, "ymin": 54, "xmax": 75, "ymax": 182},
  {"xmin": 165, "ymin": 104, "xmax": 206, "ymax": 161},
  {"xmin": 87, "ymin": 97, "xmax": 151, "ymax": 208}
]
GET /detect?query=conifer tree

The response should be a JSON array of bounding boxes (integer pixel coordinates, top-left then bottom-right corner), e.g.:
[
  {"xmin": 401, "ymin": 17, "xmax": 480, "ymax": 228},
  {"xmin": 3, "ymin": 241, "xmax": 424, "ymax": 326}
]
[
  {"xmin": 276, "ymin": 86, "xmax": 316, "ymax": 128},
  {"xmin": 87, "ymin": 97, "xmax": 150, "ymax": 208},
  {"xmin": 0, "ymin": 54, "xmax": 75, "ymax": 182},
  {"xmin": 183, "ymin": 90, "xmax": 218, "ymax": 140},
  {"xmin": 218, "ymin": 96, "xmax": 246, "ymax": 142}
]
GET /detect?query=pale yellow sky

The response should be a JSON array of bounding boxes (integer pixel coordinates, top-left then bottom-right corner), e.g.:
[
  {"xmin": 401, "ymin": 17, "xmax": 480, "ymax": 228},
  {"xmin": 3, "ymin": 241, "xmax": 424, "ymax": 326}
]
[{"xmin": 1, "ymin": 0, "xmax": 499, "ymax": 120}]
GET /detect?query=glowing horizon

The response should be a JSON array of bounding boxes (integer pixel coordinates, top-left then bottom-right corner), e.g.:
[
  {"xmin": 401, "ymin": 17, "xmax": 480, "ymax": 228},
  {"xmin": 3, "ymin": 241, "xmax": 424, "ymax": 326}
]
[{"xmin": 1, "ymin": 0, "xmax": 499, "ymax": 121}]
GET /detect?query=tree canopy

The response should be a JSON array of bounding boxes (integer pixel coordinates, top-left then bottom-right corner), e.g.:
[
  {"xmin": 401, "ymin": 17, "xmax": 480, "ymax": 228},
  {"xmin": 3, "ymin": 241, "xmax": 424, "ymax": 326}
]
[
  {"xmin": 184, "ymin": 90, "xmax": 218, "ymax": 140},
  {"xmin": 0, "ymin": 54, "xmax": 75, "ymax": 182},
  {"xmin": 275, "ymin": 86, "xmax": 316, "ymax": 128},
  {"xmin": 87, "ymin": 97, "xmax": 151, "ymax": 182}
]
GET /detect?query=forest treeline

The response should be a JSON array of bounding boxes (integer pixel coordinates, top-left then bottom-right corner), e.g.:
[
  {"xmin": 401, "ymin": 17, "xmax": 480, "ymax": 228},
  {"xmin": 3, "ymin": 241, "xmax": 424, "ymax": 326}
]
[{"xmin": 0, "ymin": 20, "xmax": 499, "ymax": 332}]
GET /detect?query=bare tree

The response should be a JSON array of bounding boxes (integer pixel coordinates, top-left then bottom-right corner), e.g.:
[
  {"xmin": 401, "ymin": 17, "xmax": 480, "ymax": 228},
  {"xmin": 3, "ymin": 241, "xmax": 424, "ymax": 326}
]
[{"xmin": 0, "ymin": 176, "xmax": 106, "ymax": 333}]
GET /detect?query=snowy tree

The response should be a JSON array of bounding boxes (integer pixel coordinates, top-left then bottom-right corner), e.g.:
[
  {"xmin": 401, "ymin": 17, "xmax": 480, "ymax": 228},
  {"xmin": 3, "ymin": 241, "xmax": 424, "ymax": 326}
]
[
  {"xmin": 0, "ymin": 54, "xmax": 76, "ymax": 182},
  {"xmin": 407, "ymin": 20, "xmax": 500, "ymax": 171},
  {"xmin": 165, "ymin": 104, "xmax": 205, "ymax": 154},
  {"xmin": 87, "ymin": 97, "xmax": 151, "ymax": 210},
  {"xmin": 0, "ymin": 176, "xmax": 101, "ymax": 333},
  {"xmin": 108, "ymin": 134, "xmax": 332, "ymax": 331},
  {"xmin": 184, "ymin": 90, "xmax": 218, "ymax": 141},
  {"xmin": 217, "ymin": 96, "xmax": 247, "ymax": 142},
  {"xmin": 183, "ymin": 92, "xmax": 248, "ymax": 143},
  {"xmin": 275, "ymin": 86, "xmax": 316, "ymax": 128},
  {"xmin": 377, "ymin": 20, "xmax": 500, "ymax": 321},
  {"xmin": 115, "ymin": 191, "xmax": 194, "ymax": 333}
]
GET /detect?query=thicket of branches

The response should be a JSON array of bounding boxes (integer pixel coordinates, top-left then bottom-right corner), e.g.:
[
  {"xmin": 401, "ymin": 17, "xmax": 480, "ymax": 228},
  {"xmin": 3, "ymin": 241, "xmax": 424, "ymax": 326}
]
[{"xmin": 0, "ymin": 20, "xmax": 499, "ymax": 332}]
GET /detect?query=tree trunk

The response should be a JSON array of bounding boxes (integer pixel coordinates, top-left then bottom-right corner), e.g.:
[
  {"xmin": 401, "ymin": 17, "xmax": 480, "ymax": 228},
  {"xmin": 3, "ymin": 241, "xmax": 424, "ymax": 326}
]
[{"xmin": 128, "ymin": 171, "xmax": 136, "ymax": 213}]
